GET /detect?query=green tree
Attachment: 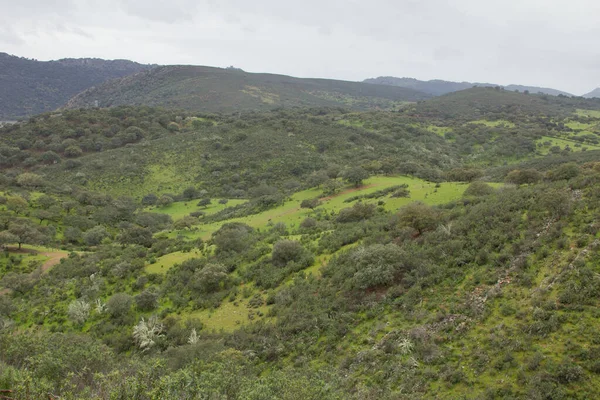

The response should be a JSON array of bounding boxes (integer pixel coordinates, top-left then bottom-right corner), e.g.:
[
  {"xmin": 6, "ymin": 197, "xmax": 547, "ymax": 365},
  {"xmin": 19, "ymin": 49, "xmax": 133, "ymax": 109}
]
[
  {"xmin": 397, "ymin": 202, "xmax": 439, "ymax": 235},
  {"xmin": 343, "ymin": 167, "xmax": 369, "ymax": 187},
  {"xmin": 6, "ymin": 196, "xmax": 28, "ymax": 215},
  {"xmin": 300, "ymin": 198, "xmax": 320, "ymax": 209},
  {"xmin": 197, "ymin": 198, "xmax": 212, "ymax": 208}
]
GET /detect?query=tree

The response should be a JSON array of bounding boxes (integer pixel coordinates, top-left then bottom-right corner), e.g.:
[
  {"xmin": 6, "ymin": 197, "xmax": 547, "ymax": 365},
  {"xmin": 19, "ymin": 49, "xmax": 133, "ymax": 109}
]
[
  {"xmin": 343, "ymin": 167, "xmax": 369, "ymax": 187},
  {"xmin": 271, "ymin": 240, "xmax": 310, "ymax": 268},
  {"xmin": 547, "ymin": 163, "xmax": 579, "ymax": 181},
  {"xmin": 336, "ymin": 202, "xmax": 376, "ymax": 223},
  {"xmin": 173, "ymin": 215, "xmax": 199, "ymax": 230},
  {"xmin": 192, "ymin": 264, "xmax": 228, "ymax": 293},
  {"xmin": 397, "ymin": 202, "xmax": 439, "ymax": 235},
  {"xmin": 505, "ymin": 169, "xmax": 543, "ymax": 185},
  {"xmin": 7, "ymin": 220, "xmax": 47, "ymax": 249},
  {"xmin": 135, "ymin": 289, "xmax": 159, "ymax": 311},
  {"xmin": 300, "ymin": 198, "xmax": 320, "ymax": 210},
  {"xmin": 107, "ymin": 293, "xmax": 133, "ymax": 319},
  {"xmin": 64, "ymin": 145, "xmax": 83, "ymax": 158},
  {"xmin": 182, "ymin": 187, "xmax": 199, "ymax": 200},
  {"xmin": 118, "ymin": 226, "xmax": 153, "ymax": 247},
  {"xmin": 464, "ymin": 182, "xmax": 495, "ymax": 197},
  {"xmin": 16, "ymin": 172, "xmax": 44, "ymax": 188},
  {"xmin": 41, "ymin": 151, "xmax": 61, "ymax": 164},
  {"xmin": 157, "ymin": 195, "xmax": 173, "ymax": 207},
  {"xmin": 212, "ymin": 223, "xmax": 255, "ymax": 255},
  {"xmin": 197, "ymin": 198, "xmax": 212, "ymax": 208},
  {"xmin": 83, "ymin": 226, "xmax": 110, "ymax": 246},
  {"xmin": 36, "ymin": 195, "xmax": 56, "ymax": 209},
  {"xmin": 6, "ymin": 196, "xmax": 28, "ymax": 215},
  {"xmin": 0, "ymin": 231, "xmax": 18, "ymax": 248},
  {"xmin": 141, "ymin": 193, "xmax": 158, "ymax": 206}
]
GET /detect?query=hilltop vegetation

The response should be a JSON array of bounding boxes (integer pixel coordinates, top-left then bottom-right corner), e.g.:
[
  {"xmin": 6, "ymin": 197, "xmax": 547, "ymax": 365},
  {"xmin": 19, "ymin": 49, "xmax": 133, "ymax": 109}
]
[
  {"xmin": 64, "ymin": 65, "xmax": 430, "ymax": 113},
  {"xmin": 0, "ymin": 53, "xmax": 153, "ymax": 120},
  {"xmin": 365, "ymin": 76, "xmax": 574, "ymax": 97},
  {"xmin": 1, "ymin": 88, "xmax": 600, "ymax": 398}
]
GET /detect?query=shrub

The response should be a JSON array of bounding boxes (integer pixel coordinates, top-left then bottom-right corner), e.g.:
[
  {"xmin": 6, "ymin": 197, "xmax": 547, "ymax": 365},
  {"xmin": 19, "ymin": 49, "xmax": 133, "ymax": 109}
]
[
  {"xmin": 135, "ymin": 289, "xmax": 159, "ymax": 311},
  {"xmin": 107, "ymin": 293, "xmax": 133, "ymax": 319},
  {"xmin": 272, "ymin": 240, "xmax": 309, "ymax": 268}
]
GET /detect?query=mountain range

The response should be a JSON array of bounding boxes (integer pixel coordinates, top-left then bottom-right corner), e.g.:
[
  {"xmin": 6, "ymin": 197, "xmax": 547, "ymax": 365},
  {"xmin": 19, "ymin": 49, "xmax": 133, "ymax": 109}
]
[{"xmin": 2, "ymin": 52, "xmax": 600, "ymax": 120}]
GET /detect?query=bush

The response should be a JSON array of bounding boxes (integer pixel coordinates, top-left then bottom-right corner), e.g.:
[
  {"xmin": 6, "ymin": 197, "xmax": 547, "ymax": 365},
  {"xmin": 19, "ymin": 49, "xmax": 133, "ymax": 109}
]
[
  {"xmin": 272, "ymin": 240, "xmax": 310, "ymax": 268},
  {"xmin": 336, "ymin": 202, "xmax": 376, "ymax": 223},
  {"xmin": 107, "ymin": 293, "xmax": 133, "ymax": 318},
  {"xmin": 464, "ymin": 181, "xmax": 495, "ymax": 197},
  {"xmin": 135, "ymin": 289, "xmax": 159, "ymax": 311}
]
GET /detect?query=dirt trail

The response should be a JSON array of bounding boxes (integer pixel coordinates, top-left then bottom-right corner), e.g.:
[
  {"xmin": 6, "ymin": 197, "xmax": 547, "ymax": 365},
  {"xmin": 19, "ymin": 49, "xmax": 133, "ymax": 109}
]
[{"xmin": 40, "ymin": 251, "xmax": 69, "ymax": 273}]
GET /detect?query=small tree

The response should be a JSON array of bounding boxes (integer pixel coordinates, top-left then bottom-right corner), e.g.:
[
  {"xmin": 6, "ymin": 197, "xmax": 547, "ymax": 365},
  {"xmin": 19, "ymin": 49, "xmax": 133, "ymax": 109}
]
[
  {"xmin": 135, "ymin": 289, "xmax": 159, "ymax": 311},
  {"xmin": 157, "ymin": 195, "xmax": 173, "ymax": 208},
  {"xmin": 197, "ymin": 198, "xmax": 212, "ymax": 208},
  {"xmin": 107, "ymin": 293, "xmax": 133, "ymax": 319},
  {"xmin": 271, "ymin": 240, "xmax": 308, "ymax": 268},
  {"xmin": 6, "ymin": 197, "xmax": 29, "ymax": 215},
  {"xmin": 397, "ymin": 202, "xmax": 439, "ymax": 235},
  {"xmin": 343, "ymin": 167, "xmax": 369, "ymax": 187},
  {"xmin": 300, "ymin": 198, "xmax": 320, "ymax": 210},
  {"xmin": 141, "ymin": 193, "xmax": 158, "ymax": 206}
]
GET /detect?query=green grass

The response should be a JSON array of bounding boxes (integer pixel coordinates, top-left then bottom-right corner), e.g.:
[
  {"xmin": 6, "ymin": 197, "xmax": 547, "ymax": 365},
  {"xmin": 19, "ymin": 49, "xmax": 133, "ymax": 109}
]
[
  {"xmin": 147, "ymin": 199, "xmax": 247, "ymax": 220},
  {"xmin": 564, "ymin": 120, "xmax": 597, "ymax": 132},
  {"xmin": 165, "ymin": 176, "xmax": 500, "ymax": 241},
  {"xmin": 187, "ymin": 297, "xmax": 271, "ymax": 332},
  {"xmin": 536, "ymin": 136, "xmax": 600, "ymax": 154},
  {"xmin": 146, "ymin": 250, "xmax": 202, "ymax": 274},
  {"xmin": 575, "ymin": 109, "xmax": 600, "ymax": 118}
]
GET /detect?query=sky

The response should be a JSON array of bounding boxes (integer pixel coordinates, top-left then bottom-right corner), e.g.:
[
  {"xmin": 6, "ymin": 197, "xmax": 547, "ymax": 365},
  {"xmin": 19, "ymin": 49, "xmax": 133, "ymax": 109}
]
[{"xmin": 0, "ymin": 0, "xmax": 599, "ymax": 95}]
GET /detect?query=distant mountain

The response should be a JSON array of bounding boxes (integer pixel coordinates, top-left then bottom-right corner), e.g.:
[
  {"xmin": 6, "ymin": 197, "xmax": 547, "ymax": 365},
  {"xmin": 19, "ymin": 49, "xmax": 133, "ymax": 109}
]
[
  {"xmin": 364, "ymin": 76, "xmax": 573, "ymax": 97},
  {"xmin": 0, "ymin": 53, "xmax": 154, "ymax": 119},
  {"xmin": 583, "ymin": 88, "xmax": 600, "ymax": 98},
  {"xmin": 65, "ymin": 65, "xmax": 431, "ymax": 113}
]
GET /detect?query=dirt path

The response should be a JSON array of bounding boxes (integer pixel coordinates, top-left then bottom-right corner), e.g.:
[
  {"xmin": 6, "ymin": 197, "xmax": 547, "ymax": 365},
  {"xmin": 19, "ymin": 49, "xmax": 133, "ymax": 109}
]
[{"xmin": 40, "ymin": 251, "xmax": 69, "ymax": 273}]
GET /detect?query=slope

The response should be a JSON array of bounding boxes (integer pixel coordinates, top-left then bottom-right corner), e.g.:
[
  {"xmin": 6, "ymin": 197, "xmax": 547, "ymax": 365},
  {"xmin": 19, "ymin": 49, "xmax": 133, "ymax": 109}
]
[
  {"xmin": 0, "ymin": 53, "xmax": 153, "ymax": 120},
  {"xmin": 64, "ymin": 65, "xmax": 431, "ymax": 113}
]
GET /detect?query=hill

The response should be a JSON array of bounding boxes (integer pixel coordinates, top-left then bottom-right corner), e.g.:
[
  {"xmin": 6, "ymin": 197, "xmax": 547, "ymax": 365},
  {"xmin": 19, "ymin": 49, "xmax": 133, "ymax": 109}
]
[
  {"xmin": 64, "ymin": 65, "xmax": 431, "ymax": 113},
  {"xmin": 0, "ymin": 53, "xmax": 153, "ymax": 120},
  {"xmin": 364, "ymin": 76, "xmax": 573, "ymax": 97},
  {"xmin": 583, "ymin": 88, "xmax": 600, "ymax": 98},
  {"xmin": 404, "ymin": 87, "xmax": 600, "ymax": 121},
  {"xmin": 3, "ymin": 93, "xmax": 600, "ymax": 398}
]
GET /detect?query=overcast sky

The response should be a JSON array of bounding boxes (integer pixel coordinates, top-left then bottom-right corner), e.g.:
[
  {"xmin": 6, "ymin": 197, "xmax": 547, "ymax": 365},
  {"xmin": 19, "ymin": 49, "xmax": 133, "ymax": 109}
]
[{"xmin": 1, "ymin": 0, "xmax": 598, "ymax": 95}]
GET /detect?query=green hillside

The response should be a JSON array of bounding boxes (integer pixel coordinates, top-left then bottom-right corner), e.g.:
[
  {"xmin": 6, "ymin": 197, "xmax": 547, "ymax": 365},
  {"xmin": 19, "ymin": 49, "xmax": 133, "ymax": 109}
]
[
  {"xmin": 64, "ymin": 65, "xmax": 431, "ymax": 113},
  {"xmin": 2, "ymin": 89, "xmax": 600, "ymax": 398}
]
